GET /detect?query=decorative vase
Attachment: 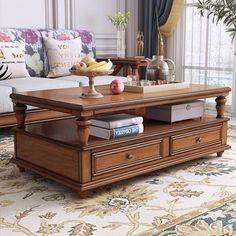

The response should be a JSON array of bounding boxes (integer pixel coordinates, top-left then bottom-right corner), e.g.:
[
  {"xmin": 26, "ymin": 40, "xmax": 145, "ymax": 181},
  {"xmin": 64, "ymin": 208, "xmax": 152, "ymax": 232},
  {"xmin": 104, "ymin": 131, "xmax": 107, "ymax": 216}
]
[{"xmin": 117, "ymin": 29, "xmax": 126, "ymax": 58}]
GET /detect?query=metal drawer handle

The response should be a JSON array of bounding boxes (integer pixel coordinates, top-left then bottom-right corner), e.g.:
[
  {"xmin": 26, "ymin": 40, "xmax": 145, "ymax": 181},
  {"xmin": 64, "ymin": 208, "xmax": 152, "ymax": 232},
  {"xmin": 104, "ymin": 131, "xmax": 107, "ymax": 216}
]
[
  {"xmin": 195, "ymin": 137, "xmax": 202, "ymax": 142},
  {"xmin": 126, "ymin": 154, "xmax": 133, "ymax": 160},
  {"xmin": 186, "ymin": 105, "xmax": 191, "ymax": 110}
]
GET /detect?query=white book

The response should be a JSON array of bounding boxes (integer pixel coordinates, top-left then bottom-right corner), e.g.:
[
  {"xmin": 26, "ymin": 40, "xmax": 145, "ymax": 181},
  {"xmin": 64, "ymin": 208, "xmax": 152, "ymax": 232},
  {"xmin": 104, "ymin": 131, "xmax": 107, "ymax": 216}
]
[
  {"xmin": 91, "ymin": 113, "xmax": 143, "ymax": 129},
  {"xmin": 90, "ymin": 124, "xmax": 144, "ymax": 139}
]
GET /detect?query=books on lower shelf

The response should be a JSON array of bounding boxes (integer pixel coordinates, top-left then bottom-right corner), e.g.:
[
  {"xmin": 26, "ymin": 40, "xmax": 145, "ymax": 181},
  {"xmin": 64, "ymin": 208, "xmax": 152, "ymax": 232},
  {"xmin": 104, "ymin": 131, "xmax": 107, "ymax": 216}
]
[
  {"xmin": 91, "ymin": 113, "xmax": 143, "ymax": 129},
  {"xmin": 90, "ymin": 113, "xmax": 144, "ymax": 139},
  {"xmin": 90, "ymin": 124, "xmax": 144, "ymax": 139}
]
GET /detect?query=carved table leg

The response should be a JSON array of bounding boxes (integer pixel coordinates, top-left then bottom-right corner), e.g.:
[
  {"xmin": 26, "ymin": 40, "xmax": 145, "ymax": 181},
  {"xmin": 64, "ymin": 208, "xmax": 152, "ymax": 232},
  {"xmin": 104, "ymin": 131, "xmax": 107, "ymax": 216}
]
[
  {"xmin": 217, "ymin": 151, "xmax": 224, "ymax": 157},
  {"xmin": 18, "ymin": 166, "xmax": 26, "ymax": 172},
  {"xmin": 125, "ymin": 65, "xmax": 132, "ymax": 76},
  {"xmin": 76, "ymin": 117, "xmax": 91, "ymax": 146},
  {"xmin": 215, "ymin": 96, "xmax": 227, "ymax": 157},
  {"xmin": 79, "ymin": 190, "xmax": 90, "ymax": 199},
  {"xmin": 112, "ymin": 64, "xmax": 123, "ymax": 75},
  {"xmin": 215, "ymin": 96, "xmax": 226, "ymax": 118},
  {"xmin": 14, "ymin": 103, "xmax": 27, "ymax": 128},
  {"xmin": 131, "ymin": 65, "xmax": 140, "ymax": 80}
]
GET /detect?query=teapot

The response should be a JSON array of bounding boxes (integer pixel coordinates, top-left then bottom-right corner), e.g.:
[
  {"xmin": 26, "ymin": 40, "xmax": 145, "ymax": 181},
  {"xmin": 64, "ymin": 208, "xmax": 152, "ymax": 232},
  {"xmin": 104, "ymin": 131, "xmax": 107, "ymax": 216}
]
[
  {"xmin": 146, "ymin": 32, "xmax": 175, "ymax": 83},
  {"xmin": 146, "ymin": 55, "xmax": 175, "ymax": 83}
]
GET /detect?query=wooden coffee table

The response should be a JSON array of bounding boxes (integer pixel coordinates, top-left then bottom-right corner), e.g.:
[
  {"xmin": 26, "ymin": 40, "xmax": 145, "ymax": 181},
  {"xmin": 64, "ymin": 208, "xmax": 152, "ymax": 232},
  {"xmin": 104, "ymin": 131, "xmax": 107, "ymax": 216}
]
[{"xmin": 10, "ymin": 84, "xmax": 231, "ymax": 195}]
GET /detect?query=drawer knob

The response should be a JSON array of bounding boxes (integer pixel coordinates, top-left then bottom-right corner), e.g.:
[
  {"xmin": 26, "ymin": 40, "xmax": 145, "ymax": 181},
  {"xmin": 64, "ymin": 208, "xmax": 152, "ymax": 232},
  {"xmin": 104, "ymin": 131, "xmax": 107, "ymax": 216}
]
[
  {"xmin": 195, "ymin": 137, "xmax": 202, "ymax": 142},
  {"xmin": 186, "ymin": 105, "xmax": 191, "ymax": 110},
  {"xmin": 126, "ymin": 154, "xmax": 133, "ymax": 160}
]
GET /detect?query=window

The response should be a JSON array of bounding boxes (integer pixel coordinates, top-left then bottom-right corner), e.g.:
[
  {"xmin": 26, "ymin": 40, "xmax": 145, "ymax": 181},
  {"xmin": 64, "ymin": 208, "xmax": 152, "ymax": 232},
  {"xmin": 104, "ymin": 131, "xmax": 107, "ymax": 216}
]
[{"xmin": 168, "ymin": 0, "xmax": 236, "ymax": 114}]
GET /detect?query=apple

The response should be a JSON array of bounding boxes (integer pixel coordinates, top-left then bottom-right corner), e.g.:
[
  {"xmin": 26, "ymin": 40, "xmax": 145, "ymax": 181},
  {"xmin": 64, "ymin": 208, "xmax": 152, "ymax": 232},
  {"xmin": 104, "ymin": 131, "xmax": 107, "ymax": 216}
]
[
  {"xmin": 73, "ymin": 61, "xmax": 87, "ymax": 71},
  {"xmin": 78, "ymin": 61, "xmax": 87, "ymax": 68},
  {"xmin": 110, "ymin": 80, "xmax": 124, "ymax": 94}
]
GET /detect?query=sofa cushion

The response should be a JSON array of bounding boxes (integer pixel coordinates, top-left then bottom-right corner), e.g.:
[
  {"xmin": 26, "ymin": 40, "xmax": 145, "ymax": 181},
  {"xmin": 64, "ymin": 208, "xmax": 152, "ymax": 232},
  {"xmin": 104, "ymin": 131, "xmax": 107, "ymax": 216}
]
[
  {"xmin": 40, "ymin": 29, "xmax": 96, "ymax": 76},
  {"xmin": 0, "ymin": 41, "xmax": 30, "ymax": 80},
  {"xmin": 40, "ymin": 29, "xmax": 96, "ymax": 58},
  {"xmin": 0, "ymin": 29, "xmax": 96, "ymax": 78},
  {"xmin": 0, "ymin": 77, "xmax": 79, "ymax": 93},
  {"xmin": 43, "ymin": 37, "xmax": 82, "ymax": 78},
  {"xmin": 0, "ymin": 29, "xmax": 45, "ymax": 77},
  {"xmin": 56, "ymin": 75, "xmax": 128, "ymax": 86},
  {"xmin": 0, "ymin": 85, "xmax": 13, "ymax": 113}
]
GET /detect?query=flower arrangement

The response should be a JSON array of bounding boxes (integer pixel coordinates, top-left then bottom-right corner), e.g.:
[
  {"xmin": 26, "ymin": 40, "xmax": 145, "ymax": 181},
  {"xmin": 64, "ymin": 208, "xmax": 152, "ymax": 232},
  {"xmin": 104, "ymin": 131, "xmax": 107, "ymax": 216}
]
[
  {"xmin": 107, "ymin": 12, "xmax": 130, "ymax": 30},
  {"xmin": 195, "ymin": 0, "xmax": 236, "ymax": 40}
]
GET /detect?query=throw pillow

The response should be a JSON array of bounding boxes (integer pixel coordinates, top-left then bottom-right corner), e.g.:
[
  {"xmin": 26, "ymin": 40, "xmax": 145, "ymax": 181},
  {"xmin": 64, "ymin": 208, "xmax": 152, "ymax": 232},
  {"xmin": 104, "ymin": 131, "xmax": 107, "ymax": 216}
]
[
  {"xmin": 43, "ymin": 37, "xmax": 82, "ymax": 78},
  {"xmin": 0, "ymin": 42, "xmax": 30, "ymax": 80}
]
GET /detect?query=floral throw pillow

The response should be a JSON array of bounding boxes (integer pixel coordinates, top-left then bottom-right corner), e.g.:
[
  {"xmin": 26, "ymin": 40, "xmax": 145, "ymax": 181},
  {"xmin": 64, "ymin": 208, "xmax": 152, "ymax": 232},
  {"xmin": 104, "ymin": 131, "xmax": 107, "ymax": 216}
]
[
  {"xmin": 0, "ymin": 41, "xmax": 30, "ymax": 80},
  {"xmin": 20, "ymin": 29, "xmax": 44, "ymax": 77},
  {"xmin": 43, "ymin": 37, "xmax": 82, "ymax": 78}
]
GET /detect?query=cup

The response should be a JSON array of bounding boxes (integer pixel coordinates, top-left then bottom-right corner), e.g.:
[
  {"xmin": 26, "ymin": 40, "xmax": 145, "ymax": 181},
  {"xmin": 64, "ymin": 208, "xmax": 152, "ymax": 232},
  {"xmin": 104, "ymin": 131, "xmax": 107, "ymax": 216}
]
[
  {"xmin": 139, "ymin": 80, "xmax": 156, "ymax": 86},
  {"xmin": 148, "ymin": 80, "xmax": 156, "ymax": 86},
  {"xmin": 126, "ymin": 75, "xmax": 137, "ymax": 85}
]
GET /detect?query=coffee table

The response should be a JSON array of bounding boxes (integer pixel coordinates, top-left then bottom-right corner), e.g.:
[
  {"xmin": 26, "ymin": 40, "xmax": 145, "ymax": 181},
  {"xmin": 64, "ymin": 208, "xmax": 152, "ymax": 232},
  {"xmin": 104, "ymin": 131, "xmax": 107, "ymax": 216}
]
[{"xmin": 10, "ymin": 84, "xmax": 231, "ymax": 195}]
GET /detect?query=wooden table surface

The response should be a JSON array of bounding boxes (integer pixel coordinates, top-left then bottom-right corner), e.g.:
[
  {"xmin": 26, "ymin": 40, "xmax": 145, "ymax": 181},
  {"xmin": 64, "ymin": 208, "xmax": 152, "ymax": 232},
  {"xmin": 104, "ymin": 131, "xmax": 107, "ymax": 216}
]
[
  {"xmin": 10, "ymin": 84, "xmax": 231, "ymax": 114},
  {"xmin": 10, "ymin": 84, "xmax": 231, "ymax": 146}
]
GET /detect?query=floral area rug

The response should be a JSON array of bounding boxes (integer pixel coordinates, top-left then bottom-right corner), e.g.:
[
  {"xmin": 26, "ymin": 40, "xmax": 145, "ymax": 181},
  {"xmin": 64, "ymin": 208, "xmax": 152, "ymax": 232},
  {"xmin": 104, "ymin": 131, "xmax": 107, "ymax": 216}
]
[{"xmin": 0, "ymin": 127, "xmax": 236, "ymax": 236}]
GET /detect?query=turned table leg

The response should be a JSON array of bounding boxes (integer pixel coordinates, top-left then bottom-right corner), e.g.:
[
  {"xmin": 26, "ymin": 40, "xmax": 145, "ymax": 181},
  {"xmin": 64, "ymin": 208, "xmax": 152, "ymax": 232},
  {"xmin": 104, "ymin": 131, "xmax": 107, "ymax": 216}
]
[
  {"xmin": 13, "ymin": 103, "xmax": 27, "ymax": 172},
  {"xmin": 125, "ymin": 65, "xmax": 132, "ymax": 76},
  {"xmin": 76, "ymin": 117, "xmax": 91, "ymax": 146},
  {"xmin": 18, "ymin": 166, "xmax": 26, "ymax": 172},
  {"xmin": 14, "ymin": 103, "xmax": 27, "ymax": 128},
  {"xmin": 215, "ymin": 96, "xmax": 227, "ymax": 158},
  {"xmin": 217, "ymin": 151, "xmax": 224, "ymax": 157},
  {"xmin": 215, "ymin": 96, "xmax": 226, "ymax": 118},
  {"xmin": 131, "ymin": 65, "xmax": 140, "ymax": 80},
  {"xmin": 79, "ymin": 191, "xmax": 90, "ymax": 198}
]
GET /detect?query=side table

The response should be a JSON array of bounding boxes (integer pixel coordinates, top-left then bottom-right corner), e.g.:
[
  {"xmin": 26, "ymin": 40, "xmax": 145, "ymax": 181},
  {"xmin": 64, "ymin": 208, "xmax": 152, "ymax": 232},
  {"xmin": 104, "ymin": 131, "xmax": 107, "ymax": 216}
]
[{"xmin": 97, "ymin": 56, "xmax": 148, "ymax": 80}]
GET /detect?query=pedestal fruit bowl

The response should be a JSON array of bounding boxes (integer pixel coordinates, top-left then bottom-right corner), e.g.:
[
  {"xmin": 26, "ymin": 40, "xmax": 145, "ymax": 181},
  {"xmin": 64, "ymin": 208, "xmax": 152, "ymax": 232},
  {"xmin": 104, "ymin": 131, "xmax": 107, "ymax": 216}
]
[{"xmin": 70, "ymin": 57, "xmax": 113, "ymax": 98}]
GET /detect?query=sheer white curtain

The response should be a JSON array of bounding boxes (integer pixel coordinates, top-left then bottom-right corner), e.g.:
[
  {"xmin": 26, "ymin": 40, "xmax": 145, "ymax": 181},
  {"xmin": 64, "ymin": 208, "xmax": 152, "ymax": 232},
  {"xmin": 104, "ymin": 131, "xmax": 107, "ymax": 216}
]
[{"xmin": 167, "ymin": 0, "xmax": 236, "ymax": 115}]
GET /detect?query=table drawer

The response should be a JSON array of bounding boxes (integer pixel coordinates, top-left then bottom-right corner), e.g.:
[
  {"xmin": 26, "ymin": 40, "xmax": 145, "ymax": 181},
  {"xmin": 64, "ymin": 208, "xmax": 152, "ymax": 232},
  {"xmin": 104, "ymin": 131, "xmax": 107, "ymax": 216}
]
[
  {"xmin": 170, "ymin": 126, "xmax": 222, "ymax": 155},
  {"xmin": 92, "ymin": 140, "xmax": 162, "ymax": 176}
]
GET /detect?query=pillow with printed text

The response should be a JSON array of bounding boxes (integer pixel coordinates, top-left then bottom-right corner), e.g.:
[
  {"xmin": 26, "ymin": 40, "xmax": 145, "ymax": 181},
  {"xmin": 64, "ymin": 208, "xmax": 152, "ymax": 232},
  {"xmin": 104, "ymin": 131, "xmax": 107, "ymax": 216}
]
[
  {"xmin": 43, "ymin": 37, "xmax": 82, "ymax": 78},
  {"xmin": 0, "ymin": 42, "xmax": 30, "ymax": 80}
]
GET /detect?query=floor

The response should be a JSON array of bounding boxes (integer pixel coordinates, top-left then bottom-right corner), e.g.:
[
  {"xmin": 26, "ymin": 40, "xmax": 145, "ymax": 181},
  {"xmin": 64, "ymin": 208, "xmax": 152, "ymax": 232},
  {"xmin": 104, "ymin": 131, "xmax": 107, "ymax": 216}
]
[{"xmin": 0, "ymin": 124, "xmax": 236, "ymax": 235}]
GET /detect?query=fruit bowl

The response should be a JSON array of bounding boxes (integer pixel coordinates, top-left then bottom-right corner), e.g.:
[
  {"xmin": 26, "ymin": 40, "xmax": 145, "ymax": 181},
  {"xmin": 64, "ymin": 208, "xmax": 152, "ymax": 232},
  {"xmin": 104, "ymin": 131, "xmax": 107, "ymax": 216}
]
[
  {"xmin": 69, "ymin": 69, "xmax": 113, "ymax": 77},
  {"xmin": 70, "ymin": 69, "xmax": 114, "ymax": 98}
]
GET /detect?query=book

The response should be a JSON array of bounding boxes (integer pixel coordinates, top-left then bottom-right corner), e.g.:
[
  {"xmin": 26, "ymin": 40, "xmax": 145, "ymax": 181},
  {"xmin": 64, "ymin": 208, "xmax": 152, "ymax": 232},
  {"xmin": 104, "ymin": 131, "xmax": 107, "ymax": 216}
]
[
  {"xmin": 90, "ymin": 124, "xmax": 144, "ymax": 139},
  {"xmin": 91, "ymin": 113, "xmax": 143, "ymax": 129}
]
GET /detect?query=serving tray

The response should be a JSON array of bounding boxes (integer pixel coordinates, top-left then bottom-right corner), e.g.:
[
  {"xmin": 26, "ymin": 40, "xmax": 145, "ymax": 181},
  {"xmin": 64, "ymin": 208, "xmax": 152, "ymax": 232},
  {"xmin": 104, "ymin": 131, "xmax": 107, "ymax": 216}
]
[{"xmin": 124, "ymin": 82, "xmax": 190, "ymax": 93}]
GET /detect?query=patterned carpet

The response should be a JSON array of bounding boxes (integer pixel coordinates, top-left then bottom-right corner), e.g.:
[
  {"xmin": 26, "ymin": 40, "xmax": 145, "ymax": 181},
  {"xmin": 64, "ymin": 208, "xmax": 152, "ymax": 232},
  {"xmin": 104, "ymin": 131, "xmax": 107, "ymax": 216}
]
[{"xmin": 0, "ymin": 126, "xmax": 236, "ymax": 236}]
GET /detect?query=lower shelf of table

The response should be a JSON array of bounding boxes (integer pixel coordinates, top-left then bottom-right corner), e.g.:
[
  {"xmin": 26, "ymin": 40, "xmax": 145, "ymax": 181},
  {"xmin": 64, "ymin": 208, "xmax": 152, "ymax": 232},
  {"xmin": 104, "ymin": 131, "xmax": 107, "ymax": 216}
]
[{"xmin": 12, "ymin": 115, "xmax": 230, "ymax": 192}]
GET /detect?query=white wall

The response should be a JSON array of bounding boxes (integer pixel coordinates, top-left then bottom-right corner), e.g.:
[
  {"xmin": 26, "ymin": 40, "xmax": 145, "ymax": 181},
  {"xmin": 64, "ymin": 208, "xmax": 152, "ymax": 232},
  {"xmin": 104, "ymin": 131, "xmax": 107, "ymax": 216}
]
[
  {"xmin": 0, "ymin": 0, "xmax": 138, "ymax": 57},
  {"xmin": 74, "ymin": 0, "xmax": 126, "ymax": 56},
  {"xmin": 0, "ymin": 0, "xmax": 53, "ymax": 28}
]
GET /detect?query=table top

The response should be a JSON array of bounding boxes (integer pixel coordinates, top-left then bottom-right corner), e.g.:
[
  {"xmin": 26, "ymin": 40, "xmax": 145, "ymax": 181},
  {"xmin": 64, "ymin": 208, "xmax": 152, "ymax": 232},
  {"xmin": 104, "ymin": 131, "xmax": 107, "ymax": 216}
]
[{"xmin": 10, "ymin": 84, "xmax": 231, "ymax": 116}]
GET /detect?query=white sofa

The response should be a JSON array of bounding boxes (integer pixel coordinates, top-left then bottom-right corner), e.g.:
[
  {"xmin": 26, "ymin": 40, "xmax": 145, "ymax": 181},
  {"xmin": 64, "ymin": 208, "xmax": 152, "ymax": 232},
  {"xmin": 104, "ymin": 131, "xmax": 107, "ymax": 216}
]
[{"xmin": 0, "ymin": 28, "xmax": 127, "ymax": 127}]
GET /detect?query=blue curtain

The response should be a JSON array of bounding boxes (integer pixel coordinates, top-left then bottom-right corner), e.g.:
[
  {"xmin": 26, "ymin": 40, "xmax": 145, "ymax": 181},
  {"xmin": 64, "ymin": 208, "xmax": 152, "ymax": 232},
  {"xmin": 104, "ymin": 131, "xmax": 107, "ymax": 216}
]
[{"xmin": 143, "ymin": 0, "xmax": 173, "ymax": 58}]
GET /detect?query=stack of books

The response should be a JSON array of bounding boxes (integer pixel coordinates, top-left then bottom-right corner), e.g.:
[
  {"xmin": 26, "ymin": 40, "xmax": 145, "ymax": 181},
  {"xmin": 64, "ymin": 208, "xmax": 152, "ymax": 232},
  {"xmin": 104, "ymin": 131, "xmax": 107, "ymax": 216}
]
[{"xmin": 90, "ymin": 113, "xmax": 144, "ymax": 139}]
